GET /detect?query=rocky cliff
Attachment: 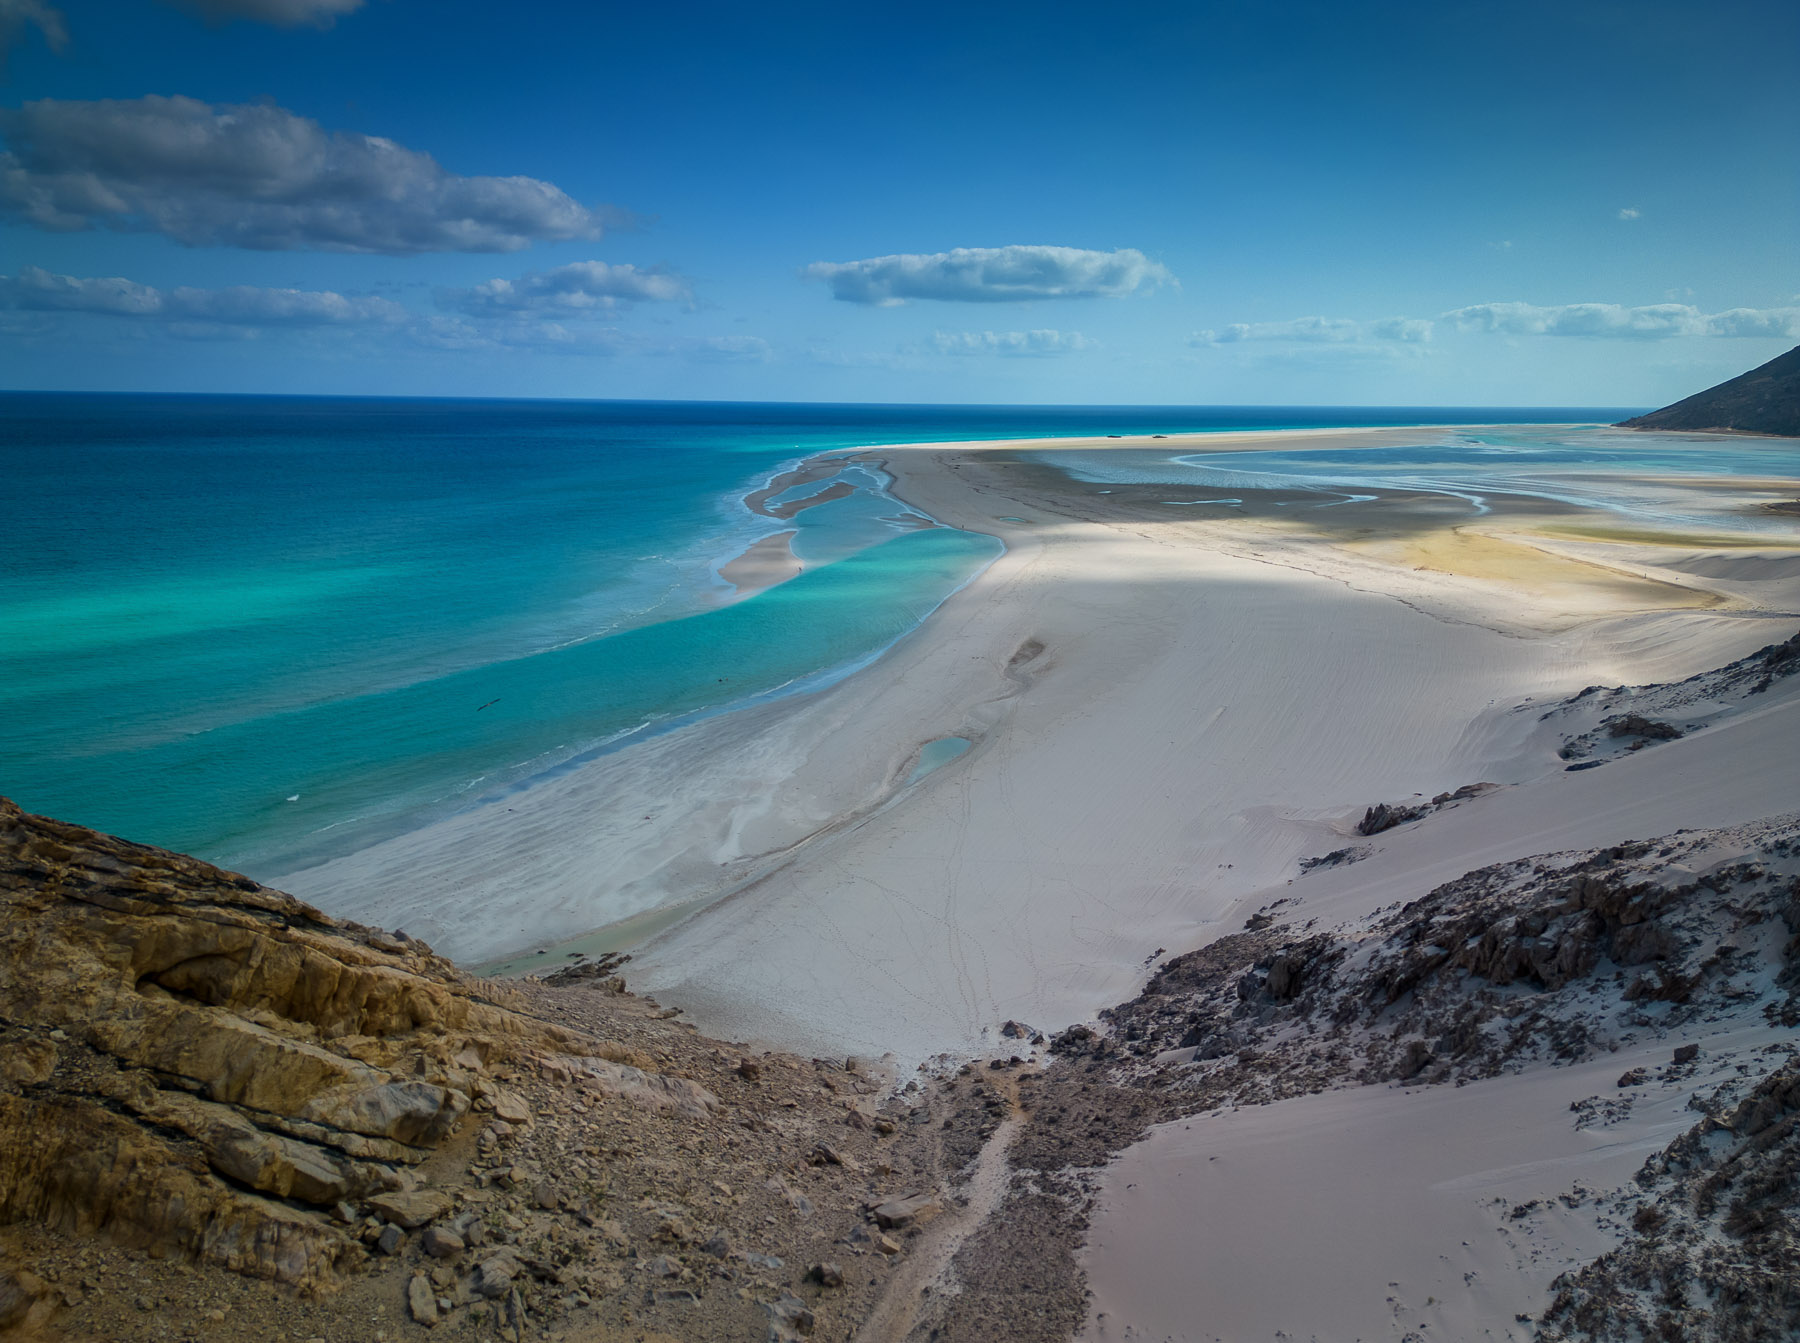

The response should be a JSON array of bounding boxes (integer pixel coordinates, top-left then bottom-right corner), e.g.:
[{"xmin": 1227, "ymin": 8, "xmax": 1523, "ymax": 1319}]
[
  {"xmin": 1619, "ymin": 344, "xmax": 1800, "ymax": 437},
  {"xmin": 0, "ymin": 798, "xmax": 994, "ymax": 1342},
  {"xmin": 0, "ymin": 795, "xmax": 599, "ymax": 1294}
]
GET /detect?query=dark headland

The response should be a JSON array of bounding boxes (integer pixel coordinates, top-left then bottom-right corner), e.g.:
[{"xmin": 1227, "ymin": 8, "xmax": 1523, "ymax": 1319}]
[{"xmin": 1618, "ymin": 343, "xmax": 1800, "ymax": 437}]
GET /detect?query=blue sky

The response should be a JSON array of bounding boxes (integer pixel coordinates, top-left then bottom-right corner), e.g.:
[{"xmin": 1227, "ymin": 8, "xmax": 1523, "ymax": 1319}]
[{"xmin": 1, "ymin": 0, "xmax": 1795, "ymax": 405}]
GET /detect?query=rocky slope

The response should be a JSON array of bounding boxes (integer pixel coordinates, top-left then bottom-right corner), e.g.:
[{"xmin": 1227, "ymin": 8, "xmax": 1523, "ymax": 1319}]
[
  {"xmin": 889, "ymin": 635, "xmax": 1800, "ymax": 1342},
  {"xmin": 1618, "ymin": 344, "xmax": 1800, "ymax": 437},
  {"xmin": 6, "ymin": 632, "xmax": 1799, "ymax": 1342},
  {"xmin": 916, "ymin": 815, "xmax": 1800, "ymax": 1343},
  {"xmin": 0, "ymin": 798, "xmax": 1003, "ymax": 1342}
]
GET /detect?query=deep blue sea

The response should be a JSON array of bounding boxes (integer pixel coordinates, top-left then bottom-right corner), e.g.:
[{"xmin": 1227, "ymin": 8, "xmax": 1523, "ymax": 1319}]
[{"xmin": 1, "ymin": 394, "xmax": 1640, "ymax": 876}]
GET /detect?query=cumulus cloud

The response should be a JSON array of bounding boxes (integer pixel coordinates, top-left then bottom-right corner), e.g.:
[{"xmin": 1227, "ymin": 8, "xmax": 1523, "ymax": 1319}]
[
  {"xmin": 1193, "ymin": 315, "xmax": 1433, "ymax": 345},
  {"xmin": 1442, "ymin": 301, "xmax": 1800, "ymax": 339},
  {"xmin": 0, "ymin": 0, "xmax": 65, "ymax": 57},
  {"xmin": 0, "ymin": 96, "xmax": 609, "ymax": 253},
  {"xmin": 440, "ymin": 261, "xmax": 690, "ymax": 316},
  {"xmin": 1618, "ymin": 207, "xmax": 1640, "ymax": 220},
  {"xmin": 0, "ymin": 264, "xmax": 405, "ymax": 325},
  {"xmin": 803, "ymin": 245, "xmax": 1171, "ymax": 305},
  {"xmin": 165, "ymin": 0, "xmax": 363, "ymax": 27},
  {"xmin": 928, "ymin": 328, "xmax": 1092, "ymax": 356}
]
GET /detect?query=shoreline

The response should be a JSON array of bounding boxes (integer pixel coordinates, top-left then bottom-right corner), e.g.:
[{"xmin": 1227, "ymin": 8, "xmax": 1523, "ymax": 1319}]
[
  {"xmin": 585, "ymin": 426, "xmax": 1794, "ymax": 1054},
  {"xmin": 264, "ymin": 417, "xmax": 1798, "ymax": 1338},
  {"xmin": 288, "ymin": 422, "xmax": 1796, "ymax": 1019}
]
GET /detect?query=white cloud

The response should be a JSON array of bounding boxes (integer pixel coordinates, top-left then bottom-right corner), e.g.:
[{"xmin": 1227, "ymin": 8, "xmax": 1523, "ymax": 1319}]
[
  {"xmin": 0, "ymin": 96, "xmax": 609, "ymax": 253},
  {"xmin": 440, "ymin": 261, "xmax": 690, "ymax": 316},
  {"xmin": 1192, "ymin": 315, "xmax": 1432, "ymax": 345},
  {"xmin": 165, "ymin": 0, "xmax": 362, "ymax": 27},
  {"xmin": 0, "ymin": 264, "xmax": 719, "ymax": 358},
  {"xmin": 1442, "ymin": 301, "xmax": 1800, "ymax": 339},
  {"xmin": 0, "ymin": 0, "xmax": 65, "ymax": 57},
  {"xmin": 803, "ymin": 245, "xmax": 1172, "ymax": 305},
  {"xmin": 1703, "ymin": 307, "xmax": 1800, "ymax": 338},
  {"xmin": 686, "ymin": 334, "xmax": 773, "ymax": 362},
  {"xmin": 928, "ymin": 328, "xmax": 1092, "ymax": 356},
  {"xmin": 1618, "ymin": 207, "xmax": 1641, "ymax": 220},
  {"xmin": 0, "ymin": 265, "xmax": 405, "ymax": 325}
]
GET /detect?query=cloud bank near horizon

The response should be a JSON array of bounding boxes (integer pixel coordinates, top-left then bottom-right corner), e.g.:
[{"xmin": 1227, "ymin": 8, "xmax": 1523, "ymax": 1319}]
[
  {"xmin": 1442, "ymin": 301, "xmax": 1799, "ymax": 340},
  {"xmin": 1196, "ymin": 303, "xmax": 1800, "ymax": 347},
  {"xmin": 928, "ymin": 328, "xmax": 1092, "ymax": 356},
  {"xmin": 1195, "ymin": 316, "xmax": 1433, "ymax": 345},
  {"xmin": 0, "ymin": 265, "xmax": 757, "ymax": 361},
  {"xmin": 0, "ymin": 264, "xmax": 405, "ymax": 328},
  {"xmin": 0, "ymin": 96, "xmax": 610, "ymax": 253},
  {"xmin": 439, "ymin": 261, "xmax": 691, "ymax": 317},
  {"xmin": 804, "ymin": 246, "xmax": 1172, "ymax": 305}
]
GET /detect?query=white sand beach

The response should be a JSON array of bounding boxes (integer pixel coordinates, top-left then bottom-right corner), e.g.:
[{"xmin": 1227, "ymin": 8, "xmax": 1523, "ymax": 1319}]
[
  {"xmin": 272, "ymin": 423, "xmax": 1800, "ymax": 1337},
  {"xmin": 283, "ymin": 426, "xmax": 1799, "ymax": 1065}
]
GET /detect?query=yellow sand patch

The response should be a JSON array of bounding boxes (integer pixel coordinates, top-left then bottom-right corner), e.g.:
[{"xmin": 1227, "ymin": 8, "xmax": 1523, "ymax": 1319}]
[
  {"xmin": 1350, "ymin": 527, "xmax": 1725, "ymax": 612},
  {"xmin": 1530, "ymin": 521, "xmax": 1800, "ymax": 550}
]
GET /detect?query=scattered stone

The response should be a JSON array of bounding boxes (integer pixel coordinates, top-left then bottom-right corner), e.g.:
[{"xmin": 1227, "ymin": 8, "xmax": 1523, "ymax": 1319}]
[
  {"xmin": 1300, "ymin": 845, "xmax": 1371, "ymax": 872},
  {"xmin": 737, "ymin": 1058, "xmax": 762, "ymax": 1081},
  {"xmin": 1607, "ymin": 715, "xmax": 1683, "ymax": 741},
  {"xmin": 368, "ymin": 1190, "xmax": 452, "ymax": 1230},
  {"xmin": 808, "ymin": 1261, "xmax": 844, "ymax": 1288},
  {"xmin": 1394, "ymin": 1039, "xmax": 1433, "ymax": 1082},
  {"xmin": 872, "ymin": 1193, "xmax": 941, "ymax": 1229},
  {"xmin": 407, "ymin": 1273, "xmax": 439, "ymax": 1327},
  {"xmin": 1357, "ymin": 801, "xmax": 1429, "ymax": 836},
  {"xmin": 1000, "ymin": 1020, "xmax": 1033, "ymax": 1039},
  {"xmin": 809, "ymin": 1143, "xmax": 858, "ymax": 1171},
  {"xmin": 766, "ymin": 1292, "xmax": 816, "ymax": 1334},
  {"xmin": 376, "ymin": 1224, "xmax": 405, "ymax": 1256},
  {"xmin": 469, "ymin": 1252, "xmax": 519, "ymax": 1299},
  {"xmin": 1672, "ymin": 1043, "xmax": 1700, "ymax": 1064},
  {"xmin": 488, "ymin": 1088, "xmax": 532, "ymax": 1125},
  {"xmin": 640, "ymin": 1255, "xmax": 681, "ymax": 1279},
  {"xmin": 1617, "ymin": 1068, "xmax": 1648, "ymax": 1088},
  {"xmin": 421, "ymin": 1226, "xmax": 464, "ymax": 1259}
]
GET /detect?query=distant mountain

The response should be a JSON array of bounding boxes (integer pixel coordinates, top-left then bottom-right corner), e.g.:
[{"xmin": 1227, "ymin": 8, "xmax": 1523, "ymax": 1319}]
[{"xmin": 1618, "ymin": 344, "xmax": 1800, "ymax": 437}]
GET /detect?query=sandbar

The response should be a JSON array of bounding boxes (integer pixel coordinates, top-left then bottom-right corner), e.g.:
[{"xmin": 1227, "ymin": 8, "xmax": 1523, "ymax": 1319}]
[{"xmin": 716, "ymin": 528, "xmax": 802, "ymax": 597}]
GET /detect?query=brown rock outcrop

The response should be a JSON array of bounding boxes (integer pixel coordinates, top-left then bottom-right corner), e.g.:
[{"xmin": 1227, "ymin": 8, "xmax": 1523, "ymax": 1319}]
[{"xmin": 0, "ymin": 797, "xmax": 600, "ymax": 1293}]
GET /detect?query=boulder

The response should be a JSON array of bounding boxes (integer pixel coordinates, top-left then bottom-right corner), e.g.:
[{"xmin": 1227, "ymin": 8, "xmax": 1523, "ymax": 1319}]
[
  {"xmin": 407, "ymin": 1273, "xmax": 439, "ymax": 1327},
  {"xmin": 368, "ymin": 1190, "xmax": 452, "ymax": 1230},
  {"xmin": 872, "ymin": 1193, "xmax": 941, "ymax": 1229}
]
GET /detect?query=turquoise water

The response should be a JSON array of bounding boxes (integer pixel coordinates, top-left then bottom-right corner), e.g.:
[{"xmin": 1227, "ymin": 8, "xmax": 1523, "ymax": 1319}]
[
  {"xmin": 0, "ymin": 395, "xmax": 1638, "ymax": 874},
  {"xmin": 906, "ymin": 735, "xmax": 972, "ymax": 785}
]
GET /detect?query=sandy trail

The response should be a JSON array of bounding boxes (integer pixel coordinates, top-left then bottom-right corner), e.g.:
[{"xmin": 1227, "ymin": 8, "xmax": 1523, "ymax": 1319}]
[{"xmin": 854, "ymin": 1075, "xmax": 1030, "ymax": 1343}]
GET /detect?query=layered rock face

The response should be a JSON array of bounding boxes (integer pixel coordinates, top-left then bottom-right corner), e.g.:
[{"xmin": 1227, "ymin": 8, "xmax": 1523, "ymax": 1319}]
[{"xmin": 0, "ymin": 797, "xmax": 589, "ymax": 1292}]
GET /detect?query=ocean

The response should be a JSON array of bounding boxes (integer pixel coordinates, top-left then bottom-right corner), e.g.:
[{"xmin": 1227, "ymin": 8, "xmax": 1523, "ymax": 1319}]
[{"xmin": 1, "ymin": 394, "xmax": 1640, "ymax": 878}]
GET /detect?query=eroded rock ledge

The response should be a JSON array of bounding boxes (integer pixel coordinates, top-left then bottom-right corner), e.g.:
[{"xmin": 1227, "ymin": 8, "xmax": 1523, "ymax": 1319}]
[
  {"xmin": 0, "ymin": 797, "xmax": 596, "ymax": 1293},
  {"xmin": 0, "ymin": 799, "xmax": 1015, "ymax": 1343}
]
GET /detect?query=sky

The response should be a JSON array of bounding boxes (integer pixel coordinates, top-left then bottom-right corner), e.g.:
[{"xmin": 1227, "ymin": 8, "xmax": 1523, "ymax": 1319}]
[{"xmin": 0, "ymin": 0, "xmax": 1795, "ymax": 406}]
